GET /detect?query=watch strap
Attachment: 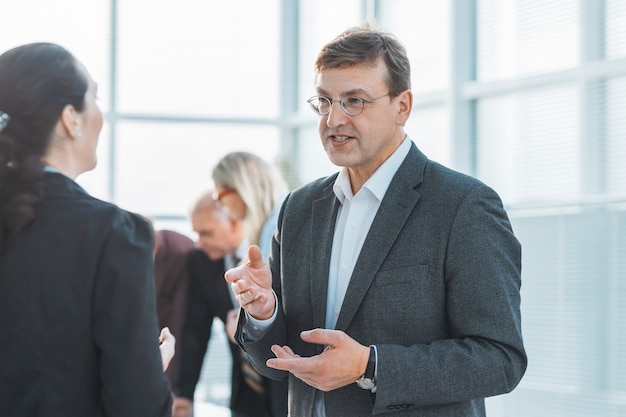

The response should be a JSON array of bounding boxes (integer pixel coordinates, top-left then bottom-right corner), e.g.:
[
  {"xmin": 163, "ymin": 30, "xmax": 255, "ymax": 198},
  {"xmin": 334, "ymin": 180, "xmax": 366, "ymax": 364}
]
[{"xmin": 364, "ymin": 345, "xmax": 376, "ymax": 379}]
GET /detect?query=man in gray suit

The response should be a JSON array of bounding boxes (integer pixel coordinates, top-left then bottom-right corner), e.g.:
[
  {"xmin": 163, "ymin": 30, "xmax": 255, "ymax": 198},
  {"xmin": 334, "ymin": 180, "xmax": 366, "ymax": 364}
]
[{"xmin": 226, "ymin": 23, "xmax": 527, "ymax": 417}]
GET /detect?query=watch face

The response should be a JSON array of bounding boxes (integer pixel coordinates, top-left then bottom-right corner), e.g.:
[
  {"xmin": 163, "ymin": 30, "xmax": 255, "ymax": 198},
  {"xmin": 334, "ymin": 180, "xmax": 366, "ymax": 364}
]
[{"xmin": 357, "ymin": 377, "xmax": 376, "ymax": 390}]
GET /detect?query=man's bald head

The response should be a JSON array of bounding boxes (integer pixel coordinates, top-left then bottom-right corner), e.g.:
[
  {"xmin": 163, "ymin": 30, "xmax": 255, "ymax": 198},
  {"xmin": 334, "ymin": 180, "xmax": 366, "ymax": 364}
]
[
  {"xmin": 190, "ymin": 190, "xmax": 244, "ymax": 260},
  {"xmin": 191, "ymin": 191, "xmax": 225, "ymax": 218}
]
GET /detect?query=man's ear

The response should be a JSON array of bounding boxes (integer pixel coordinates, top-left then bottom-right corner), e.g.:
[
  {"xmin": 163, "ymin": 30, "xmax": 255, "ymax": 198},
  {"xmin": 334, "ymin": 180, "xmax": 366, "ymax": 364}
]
[
  {"xmin": 229, "ymin": 215, "xmax": 244, "ymax": 230},
  {"xmin": 59, "ymin": 104, "xmax": 82, "ymax": 139},
  {"xmin": 395, "ymin": 90, "xmax": 413, "ymax": 127}
]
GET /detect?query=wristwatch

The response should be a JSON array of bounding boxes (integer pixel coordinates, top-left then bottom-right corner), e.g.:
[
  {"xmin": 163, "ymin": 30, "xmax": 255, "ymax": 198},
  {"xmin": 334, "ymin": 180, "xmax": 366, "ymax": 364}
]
[{"xmin": 356, "ymin": 346, "xmax": 376, "ymax": 390}]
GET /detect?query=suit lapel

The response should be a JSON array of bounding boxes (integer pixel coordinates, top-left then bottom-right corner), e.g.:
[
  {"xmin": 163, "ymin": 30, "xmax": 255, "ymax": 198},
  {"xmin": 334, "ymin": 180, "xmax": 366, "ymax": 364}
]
[
  {"xmin": 310, "ymin": 190, "xmax": 341, "ymax": 331},
  {"xmin": 335, "ymin": 144, "xmax": 425, "ymax": 331}
]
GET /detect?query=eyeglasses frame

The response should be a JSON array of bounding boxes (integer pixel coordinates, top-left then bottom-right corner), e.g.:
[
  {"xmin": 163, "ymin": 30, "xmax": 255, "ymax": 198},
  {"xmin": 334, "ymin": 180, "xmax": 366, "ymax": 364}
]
[{"xmin": 306, "ymin": 92, "xmax": 392, "ymax": 116}]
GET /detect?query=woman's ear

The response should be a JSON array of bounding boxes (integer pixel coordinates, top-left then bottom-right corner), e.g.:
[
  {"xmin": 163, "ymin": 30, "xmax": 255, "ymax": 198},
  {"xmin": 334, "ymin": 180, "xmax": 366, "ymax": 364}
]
[{"xmin": 59, "ymin": 104, "xmax": 82, "ymax": 139}]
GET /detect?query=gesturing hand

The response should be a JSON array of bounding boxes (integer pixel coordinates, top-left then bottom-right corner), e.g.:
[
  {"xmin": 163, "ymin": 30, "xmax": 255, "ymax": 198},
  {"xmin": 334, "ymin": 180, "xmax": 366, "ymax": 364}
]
[
  {"xmin": 158, "ymin": 327, "xmax": 175, "ymax": 371},
  {"xmin": 224, "ymin": 245, "xmax": 275, "ymax": 321},
  {"xmin": 266, "ymin": 329, "xmax": 370, "ymax": 392}
]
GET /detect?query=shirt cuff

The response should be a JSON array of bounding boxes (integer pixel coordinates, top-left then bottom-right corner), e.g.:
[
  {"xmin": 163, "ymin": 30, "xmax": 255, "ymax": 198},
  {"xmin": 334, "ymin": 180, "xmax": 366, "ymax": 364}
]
[{"xmin": 243, "ymin": 291, "xmax": 279, "ymax": 341}]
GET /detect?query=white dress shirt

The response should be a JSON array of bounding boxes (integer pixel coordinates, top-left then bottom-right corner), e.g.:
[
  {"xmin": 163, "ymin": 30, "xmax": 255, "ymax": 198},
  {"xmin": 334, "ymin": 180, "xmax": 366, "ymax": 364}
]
[{"xmin": 313, "ymin": 137, "xmax": 410, "ymax": 417}]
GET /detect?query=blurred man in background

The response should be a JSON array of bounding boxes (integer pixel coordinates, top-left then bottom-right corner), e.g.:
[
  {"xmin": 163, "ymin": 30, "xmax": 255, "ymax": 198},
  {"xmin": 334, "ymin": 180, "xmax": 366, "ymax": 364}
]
[{"xmin": 174, "ymin": 192, "xmax": 286, "ymax": 417}]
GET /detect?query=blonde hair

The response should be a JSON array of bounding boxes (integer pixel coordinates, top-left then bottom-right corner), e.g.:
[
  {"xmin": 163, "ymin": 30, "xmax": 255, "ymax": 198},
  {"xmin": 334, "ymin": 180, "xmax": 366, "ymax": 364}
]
[{"xmin": 211, "ymin": 152, "xmax": 287, "ymax": 246}]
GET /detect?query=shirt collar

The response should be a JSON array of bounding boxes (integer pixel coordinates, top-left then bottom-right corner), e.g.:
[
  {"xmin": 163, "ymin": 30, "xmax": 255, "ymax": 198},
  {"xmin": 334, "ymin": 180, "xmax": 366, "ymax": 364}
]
[
  {"xmin": 333, "ymin": 137, "xmax": 412, "ymax": 203},
  {"xmin": 43, "ymin": 166, "xmax": 61, "ymax": 174}
]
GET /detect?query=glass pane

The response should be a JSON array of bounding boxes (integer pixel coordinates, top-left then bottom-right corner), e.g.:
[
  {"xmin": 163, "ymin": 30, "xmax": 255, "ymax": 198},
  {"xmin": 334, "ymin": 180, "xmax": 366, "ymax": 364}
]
[
  {"xmin": 476, "ymin": 86, "xmax": 580, "ymax": 205},
  {"xmin": 114, "ymin": 122, "xmax": 280, "ymax": 215},
  {"xmin": 490, "ymin": 212, "xmax": 625, "ymax": 417},
  {"xmin": 607, "ymin": 0, "xmax": 626, "ymax": 59},
  {"xmin": 117, "ymin": 0, "xmax": 280, "ymax": 118},
  {"xmin": 151, "ymin": 218, "xmax": 194, "ymax": 240},
  {"xmin": 614, "ymin": 211, "xmax": 626, "ymax": 394},
  {"xmin": 76, "ymin": 123, "xmax": 112, "ymax": 202},
  {"xmin": 298, "ymin": 0, "xmax": 362, "ymax": 113},
  {"xmin": 406, "ymin": 106, "xmax": 451, "ymax": 167},
  {"xmin": 477, "ymin": 0, "xmax": 579, "ymax": 81},
  {"xmin": 0, "ymin": 1, "xmax": 111, "ymax": 113},
  {"xmin": 607, "ymin": 77, "xmax": 626, "ymax": 197},
  {"xmin": 377, "ymin": 0, "xmax": 451, "ymax": 93}
]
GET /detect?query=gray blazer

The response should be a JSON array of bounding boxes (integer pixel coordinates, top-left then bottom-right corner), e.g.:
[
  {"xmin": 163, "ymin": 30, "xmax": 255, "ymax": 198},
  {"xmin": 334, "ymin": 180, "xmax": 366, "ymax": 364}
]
[{"xmin": 238, "ymin": 143, "xmax": 527, "ymax": 417}]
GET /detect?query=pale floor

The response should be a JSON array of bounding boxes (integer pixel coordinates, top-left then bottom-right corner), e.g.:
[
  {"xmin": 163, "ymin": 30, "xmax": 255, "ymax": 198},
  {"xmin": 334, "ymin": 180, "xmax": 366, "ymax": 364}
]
[
  {"xmin": 193, "ymin": 401, "xmax": 230, "ymax": 417},
  {"xmin": 190, "ymin": 319, "xmax": 234, "ymax": 417}
]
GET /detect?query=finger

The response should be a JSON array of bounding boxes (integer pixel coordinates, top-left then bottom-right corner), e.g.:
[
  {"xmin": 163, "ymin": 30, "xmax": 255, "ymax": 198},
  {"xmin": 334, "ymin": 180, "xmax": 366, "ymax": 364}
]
[
  {"xmin": 238, "ymin": 287, "xmax": 267, "ymax": 307},
  {"xmin": 268, "ymin": 355, "xmax": 321, "ymax": 375},
  {"xmin": 231, "ymin": 277, "xmax": 251, "ymax": 294},
  {"xmin": 224, "ymin": 266, "xmax": 241, "ymax": 283},
  {"xmin": 159, "ymin": 327, "xmax": 173, "ymax": 343},
  {"xmin": 246, "ymin": 245, "xmax": 265, "ymax": 268},
  {"xmin": 281, "ymin": 345, "xmax": 298, "ymax": 357},
  {"xmin": 267, "ymin": 356, "xmax": 303, "ymax": 372},
  {"xmin": 300, "ymin": 328, "xmax": 341, "ymax": 347},
  {"xmin": 271, "ymin": 345, "xmax": 298, "ymax": 359}
]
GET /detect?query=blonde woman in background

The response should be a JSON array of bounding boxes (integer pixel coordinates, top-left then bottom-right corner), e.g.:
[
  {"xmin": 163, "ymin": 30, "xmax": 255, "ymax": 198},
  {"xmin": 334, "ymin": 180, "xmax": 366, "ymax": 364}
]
[
  {"xmin": 211, "ymin": 151, "xmax": 289, "ymax": 417},
  {"xmin": 211, "ymin": 151, "xmax": 288, "ymax": 260}
]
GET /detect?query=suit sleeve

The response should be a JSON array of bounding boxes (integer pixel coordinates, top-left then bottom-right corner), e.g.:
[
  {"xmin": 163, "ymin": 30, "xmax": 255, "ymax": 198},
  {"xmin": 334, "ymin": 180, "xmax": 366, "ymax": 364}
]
[
  {"xmin": 176, "ymin": 250, "xmax": 216, "ymax": 400},
  {"xmin": 92, "ymin": 212, "xmax": 172, "ymax": 417},
  {"xmin": 236, "ymin": 196, "xmax": 289, "ymax": 382}
]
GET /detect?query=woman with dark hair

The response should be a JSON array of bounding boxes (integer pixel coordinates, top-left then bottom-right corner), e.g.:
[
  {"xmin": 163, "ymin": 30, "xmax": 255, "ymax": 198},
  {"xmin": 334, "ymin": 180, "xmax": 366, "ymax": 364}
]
[{"xmin": 0, "ymin": 43, "xmax": 174, "ymax": 416}]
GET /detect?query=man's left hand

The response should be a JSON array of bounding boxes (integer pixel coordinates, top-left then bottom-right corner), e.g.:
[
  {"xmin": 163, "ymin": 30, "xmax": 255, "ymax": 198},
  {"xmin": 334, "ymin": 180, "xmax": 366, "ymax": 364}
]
[{"xmin": 267, "ymin": 328, "xmax": 370, "ymax": 392}]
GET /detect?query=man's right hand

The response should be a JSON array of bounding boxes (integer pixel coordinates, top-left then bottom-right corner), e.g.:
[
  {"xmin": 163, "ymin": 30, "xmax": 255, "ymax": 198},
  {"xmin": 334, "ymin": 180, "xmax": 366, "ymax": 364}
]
[
  {"xmin": 224, "ymin": 245, "xmax": 275, "ymax": 321},
  {"xmin": 172, "ymin": 397, "xmax": 193, "ymax": 417}
]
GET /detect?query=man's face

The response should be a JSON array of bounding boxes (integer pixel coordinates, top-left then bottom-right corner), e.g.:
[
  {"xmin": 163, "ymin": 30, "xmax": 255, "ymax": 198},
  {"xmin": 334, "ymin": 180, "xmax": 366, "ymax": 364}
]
[
  {"xmin": 191, "ymin": 209, "xmax": 243, "ymax": 260},
  {"xmin": 315, "ymin": 58, "xmax": 411, "ymax": 188}
]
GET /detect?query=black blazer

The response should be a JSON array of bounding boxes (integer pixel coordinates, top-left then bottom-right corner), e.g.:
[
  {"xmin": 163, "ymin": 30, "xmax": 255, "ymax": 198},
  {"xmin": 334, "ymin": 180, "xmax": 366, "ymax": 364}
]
[
  {"xmin": 178, "ymin": 249, "xmax": 287, "ymax": 417},
  {"xmin": 0, "ymin": 172, "xmax": 172, "ymax": 417}
]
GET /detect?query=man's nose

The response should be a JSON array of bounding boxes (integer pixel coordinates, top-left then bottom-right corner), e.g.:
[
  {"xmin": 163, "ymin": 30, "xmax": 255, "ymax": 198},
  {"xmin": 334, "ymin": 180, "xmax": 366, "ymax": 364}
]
[{"xmin": 325, "ymin": 101, "xmax": 348, "ymax": 127}]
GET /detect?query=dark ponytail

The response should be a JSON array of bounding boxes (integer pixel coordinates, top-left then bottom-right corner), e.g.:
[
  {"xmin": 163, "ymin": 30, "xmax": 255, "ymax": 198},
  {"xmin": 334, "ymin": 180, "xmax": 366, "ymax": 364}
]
[{"xmin": 0, "ymin": 43, "xmax": 87, "ymax": 252}]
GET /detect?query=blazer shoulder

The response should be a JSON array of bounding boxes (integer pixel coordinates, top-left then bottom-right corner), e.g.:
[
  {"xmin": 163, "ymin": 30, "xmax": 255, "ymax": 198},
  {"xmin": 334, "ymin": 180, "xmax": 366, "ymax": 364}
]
[
  {"xmin": 400, "ymin": 144, "xmax": 483, "ymax": 192},
  {"xmin": 42, "ymin": 173, "xmax": 152, "ymax": 244},
  {"xmin": 285, "ymin": 172, "xmax": 338, "ymax": 206},
  {"xmin": 399, "ymin": 144, "xmax": 505, "ymax": 210},
  {"xmin": 425, "ymin": 159, "xmax": 485, "ymax": 189}
]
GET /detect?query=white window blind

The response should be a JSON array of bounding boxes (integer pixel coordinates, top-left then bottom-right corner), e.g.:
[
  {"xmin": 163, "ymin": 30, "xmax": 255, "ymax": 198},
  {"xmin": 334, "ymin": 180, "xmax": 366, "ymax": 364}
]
[
  {"xmin": 476, "ymin": 86, "xmax": 581, "ymax": 205},
  {"xmin": 607, "ymin": 0, "xmax": 626, "ymax": 59},
  {"xmin": 607, "ymin": 77, "xmax": 626, "ymax": 197},
  {"xmin": 477, "ymin": 0, "xmax": 579, "ymax": 81},
  {"xmin": 476, "ymin": 1, "xmax": 626, "ymax": 416},
  {"xmin": 377, "ymin": 0, "xmax": 451, "ymax": 94}
]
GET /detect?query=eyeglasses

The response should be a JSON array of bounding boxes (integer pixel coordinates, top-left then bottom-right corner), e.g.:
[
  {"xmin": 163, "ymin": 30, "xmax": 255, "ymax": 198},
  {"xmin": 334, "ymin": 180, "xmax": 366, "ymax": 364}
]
[
  {"xmin": 307, "ymin": 93, "xmax": 391, "ymax": 116},
  {"xmin": 212, "ymin": 188, "xmax": 237, "ymax": 203}
]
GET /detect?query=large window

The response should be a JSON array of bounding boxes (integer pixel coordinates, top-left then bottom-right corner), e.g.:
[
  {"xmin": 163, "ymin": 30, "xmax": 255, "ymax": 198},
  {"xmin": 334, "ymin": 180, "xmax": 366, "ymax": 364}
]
[
  {"xmin": 473, "ymin": 1, "xmax": 626, "ymax": 416},
  {"xmin": 1, "ymin": 0, "xmax": 283, "ymax": 236},
  {"xmin": 3, "ymin": 1, "xmax": 626, "ymax": 416}
]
